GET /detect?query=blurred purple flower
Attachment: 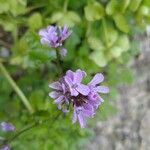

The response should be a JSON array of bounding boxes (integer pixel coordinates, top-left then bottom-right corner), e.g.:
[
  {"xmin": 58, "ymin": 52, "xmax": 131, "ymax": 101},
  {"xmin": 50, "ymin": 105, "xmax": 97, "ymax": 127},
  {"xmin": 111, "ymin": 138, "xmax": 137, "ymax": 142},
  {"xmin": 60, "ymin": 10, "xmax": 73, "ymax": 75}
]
[
  {"xmin": 49, "ymin": 80, "xmax": 69, "ymax": 112},
  {"xmin": 0, "ymin": 145, "xmax": 10, "ymax": 150},
  {"xmin": 0, "ymin": 122, "xmax": 15, "ymax": 132},
  {"xmin": 49, "ymin": 70, "xmax": 109, "ymax": 128},
  {"xmin": 39, "ymin": 25, "xmax": 71, "ymax": 48},
  {"xmin": 88, "ymin": 73, "xmax": 109, "ymax": 109}
]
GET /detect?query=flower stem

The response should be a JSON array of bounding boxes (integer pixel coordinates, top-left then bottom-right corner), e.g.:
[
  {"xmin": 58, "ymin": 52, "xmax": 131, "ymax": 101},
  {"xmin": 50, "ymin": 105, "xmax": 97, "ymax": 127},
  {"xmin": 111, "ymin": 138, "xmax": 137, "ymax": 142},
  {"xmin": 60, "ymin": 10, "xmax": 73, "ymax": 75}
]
[
  {"xmin": 55, "ymin": 48, "xmax": 63, "ymax": 75},
  {"xmin": 63, "ymin": 0, "xmax": 69, "ymax": 12},
  {"xmin": 0, "ymin": 62, "xmax": 34, "ymax": 114},
  {"xmin": 102, "ymin": 18, "xmax": 109, "ymax": 48},
  {"xmin": 0, "ymin": 112, "xmax": 61, "ymax": 147}
]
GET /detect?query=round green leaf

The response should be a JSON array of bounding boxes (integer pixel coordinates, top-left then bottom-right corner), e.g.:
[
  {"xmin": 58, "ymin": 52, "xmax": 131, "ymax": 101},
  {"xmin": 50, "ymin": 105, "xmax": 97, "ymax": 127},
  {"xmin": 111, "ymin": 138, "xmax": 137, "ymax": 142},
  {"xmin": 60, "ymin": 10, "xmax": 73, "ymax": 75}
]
[
  {"xmin": 129, "ymin": 0, "xmax": 142, "ymax": 12},
  {"xmin": 84, "ymin": 1, "xmax": 104, "ymax": 21},
  {"xmin": 116, "ymin": 34, "xmax": 130, "ymax": 51},
  {"xmin": 106, "ymin": 0, "xmax": 118, "ymax": 15},
  {"xmin": 110, "ymin": 46, "xmax": 122, "ymax": 58},
  {"xmin": 28, "ymin": 13, "xmax": 42, "ymax": 30},
  {"xmin": 88, "ymin": 36, "xmax": 104, "ymax": 51},
  {"xmin": 90, "ymin": 51, "xmax": 107, "ymax": 67}
]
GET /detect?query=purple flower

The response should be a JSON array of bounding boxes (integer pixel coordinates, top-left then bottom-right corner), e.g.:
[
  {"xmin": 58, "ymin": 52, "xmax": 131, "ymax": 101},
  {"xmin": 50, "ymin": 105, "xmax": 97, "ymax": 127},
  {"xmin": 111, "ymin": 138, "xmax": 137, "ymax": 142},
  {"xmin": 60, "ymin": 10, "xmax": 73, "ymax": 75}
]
[
  {"xmin": 48, "ymin": 70, "xmax": 109, "ymax": 128},
  {"xmin": 72, "ymin": 103, "xmax": 95, "ymax": 128},
  {"xmin": 59, "ymin": 26, "xmax": 72, "ymax": 42},
  {"xmin": 0, "ymin": 122, "xmax": 15, "ymax": 132},
  {"xmin": 64, "ymin": 70, "xmax": 90, "ymax": 96},
  {"xmin": 49, "ymin": 80, "xmax": 69, "ymax": 112},
  {"xmin": 39, "ymin": 25, "xmax": 71, "ymax": 48},
  {"xmin": 0, "ymin": 145, "xmax": 10, "ymax": 150},
  {"xmin": 88, "ymin": 73, "xmax": 109, "ymax": 108}
]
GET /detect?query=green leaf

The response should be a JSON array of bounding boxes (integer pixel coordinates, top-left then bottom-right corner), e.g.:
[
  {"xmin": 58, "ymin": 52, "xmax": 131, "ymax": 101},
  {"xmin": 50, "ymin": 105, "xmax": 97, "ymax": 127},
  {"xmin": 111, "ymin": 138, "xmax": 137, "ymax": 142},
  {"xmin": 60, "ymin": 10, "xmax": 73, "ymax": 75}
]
[
  {"xmin": 51, "ymin": 11, "xmax": 81, "ymax": 27},
  {"xmin": 120, "ymin": 0, "xmax": 130, "ymax": 13},
  {"xmin": 90, "ymin": 51, "xmax": 107, "ymax": 67},
  {"xmin": 9, "ymin": 0, "xmax": 27, "ymax": 16},
  {"xmin": 114, "ymin": 14, "xmax": 129, "ymax": 33},
  {"xmin": 116, "ymin": 34, "xmax": 130, "ymax": 51},
  {"xmin": 129, "ymin": 0, "xmax": 142, "ymax": 12},
  {"xmin": 106, "ymin": 0, "xmax": 118, "ymax": 15},
  {"xmin": 101, "ymin": 26, "xmax": 118, "ymax": 48},
  {"xmin": 0, "ymin": 19, "xmax": 16, "ymax": 32},
  {"xmin": 28, "ymin": 13, "xmax": 42, "ymax": 30},
  {"xmin": 0, "ymin": 0, "xmax": 9, "ymax": 14},
  {"xmin": 84, "ymin": 1, "xmax": 104, "ymax": 21},
  {"xmin": 50, "ymin": 11, "xmax": 64, "ymax": 23},
  {"xmin": 138, "ymin": 5, "xmax": 150, "ymax": 16},
  {"xmin": 87, "ymin": 36, "xmax": 104, "ymax": 51},
  {"xmin": 110, "ymin": 46, "xmax": 122, "ymax": 58}
]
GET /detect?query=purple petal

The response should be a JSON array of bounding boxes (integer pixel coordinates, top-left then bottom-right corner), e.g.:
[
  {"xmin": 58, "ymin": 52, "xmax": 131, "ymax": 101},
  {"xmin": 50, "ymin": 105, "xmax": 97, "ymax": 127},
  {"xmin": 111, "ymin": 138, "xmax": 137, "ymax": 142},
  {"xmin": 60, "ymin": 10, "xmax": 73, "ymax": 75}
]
[
  {"xmin": 70, "ymin": 88, "xmax": 78, "ymax": 96},
  {"xmin": 48, "ymin": 91, "xmax": 60, "ymax": 99},
  {"xmin": 39, "ymin": 29, "xmax": 47, "ymax": 36},
  {"xmin": 64, "ymin": 76, "xmax": 78, "ymax": 96},
  {"xmin": 88, "ymin": 73, "xmax": 104, "ymax": 86},
  {"xmin": 72, "ymin": 108, "xmax": 77, "ymax": 123},
  {"xmin": 40, "ymin": 38, "xmax": 49, "ymax": 45},
  {"xmin": 83, "ymin": 103, "xmax": 94, "ymax": 111},
  {"xmin": 78, "ymin": 114, "xmax": 86, "ymax": 128},
  {"xmin": 95, "ymin": 86, "xmax": 109, "ymax": 93},
  {"xmin": 74, "ymin": 69, "xmax": 86, "ymax": 83},
  {"xmin": 65, "ymin": 70, "xmax": 74, "ymax": 80},
  {"xmin": 98, "ymin": 95, "xmax": 104, "ymax": 103},
  {"xmin": 0, "ymin": 122, "xmax": 15, "ymax": 132},
  {"xmin": 54, "ymin": 96, "xmax": 64, "ymax": 104},
  {"xmin": 83, "ymin": 109, "xmax": 95, "ymax": 117},
  {"xmin": 0, "ymin": 145, "xmax": 10, "ymax": 150},
  {"xmin": 76, "ymin": 84, "xmax": 90, "ymax": 96},
  {"xmin": 49, "ymin": 82, "xmax": 62, "ymax": 90}
]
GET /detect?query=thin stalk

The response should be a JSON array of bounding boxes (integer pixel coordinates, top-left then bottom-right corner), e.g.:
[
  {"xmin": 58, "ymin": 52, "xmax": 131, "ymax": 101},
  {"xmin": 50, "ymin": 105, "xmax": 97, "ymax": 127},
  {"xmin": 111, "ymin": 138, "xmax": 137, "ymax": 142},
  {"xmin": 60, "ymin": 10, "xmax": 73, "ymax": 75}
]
[
  {"xmin": 0, "ymin": 62, "xmax": 34, "ymax": 114},
  {"xmin": 0, "ymin": 112, "xmax": 61, "ymax": 147},
  {"xmin": 102, "ymin": 18, "xmax": 109, "ymax": 47},
  {"xmin": 55, "ymin": 48, "xmax": 63, "ymax": 75},
  {"xmin": 63, "ymin": 0, "xmax": 69, "ymax": 12}
]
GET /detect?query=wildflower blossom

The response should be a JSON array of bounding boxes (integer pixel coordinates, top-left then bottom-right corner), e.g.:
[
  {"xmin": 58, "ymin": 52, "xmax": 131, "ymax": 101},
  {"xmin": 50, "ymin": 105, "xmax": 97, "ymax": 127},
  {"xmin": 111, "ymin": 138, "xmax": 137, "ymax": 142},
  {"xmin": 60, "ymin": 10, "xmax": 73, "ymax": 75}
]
[
  {"xmin": 39, "ymin": 25, "xmax": 71, "ymax": 57},
  {"xmin": 0, "ymin": 122, "xmax": 15, "ymax": 132},
  {"xmin": 0, "ymin": 122, "xmax": 15, "ymax": 150},
  {"xmin": 0, "ymin": 145, "xmax": 10, "ymax": 150},
  {"xmin": 49, "ymin": 70, "xmax": 109, "ymax": 128}
]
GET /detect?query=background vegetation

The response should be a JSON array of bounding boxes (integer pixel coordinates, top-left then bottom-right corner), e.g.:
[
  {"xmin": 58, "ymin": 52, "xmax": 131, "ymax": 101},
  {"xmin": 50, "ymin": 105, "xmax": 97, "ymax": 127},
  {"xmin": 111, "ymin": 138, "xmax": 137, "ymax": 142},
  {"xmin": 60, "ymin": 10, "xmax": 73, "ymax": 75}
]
[{"xmin": 0, "ymin": 0, "xmax": 150, "ymax": 149}]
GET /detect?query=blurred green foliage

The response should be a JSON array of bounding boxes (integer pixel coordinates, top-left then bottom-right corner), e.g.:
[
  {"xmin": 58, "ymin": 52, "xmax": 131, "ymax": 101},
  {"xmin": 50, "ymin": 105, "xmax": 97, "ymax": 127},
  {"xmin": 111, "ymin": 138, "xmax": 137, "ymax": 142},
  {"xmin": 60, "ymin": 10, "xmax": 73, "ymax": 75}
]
[{"xmin": 0, "ymin": 0, "xmax": 149, "ymax": 149}]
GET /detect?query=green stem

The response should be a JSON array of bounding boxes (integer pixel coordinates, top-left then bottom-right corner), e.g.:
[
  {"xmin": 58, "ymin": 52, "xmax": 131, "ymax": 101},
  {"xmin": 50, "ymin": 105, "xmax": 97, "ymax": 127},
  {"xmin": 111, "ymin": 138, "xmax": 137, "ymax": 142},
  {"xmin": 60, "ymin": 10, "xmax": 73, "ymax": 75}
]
[
  {"xmin": 0, "ymin": 112, "xmax": 61, "ymax": 147},
  {"xmin": 102, "ymin": 18, "xmax": 109, "ymax": 47},
  {"xmin": 63, "ymin": 0, "xmax": 69, "ymax": 12},
  {"xmin": 55, "ymin": 48, "xmax": 63, "ymax": 75},
  {"xmin": 0, "ymin": 62, "xmax": 34, "ymax": 114}
]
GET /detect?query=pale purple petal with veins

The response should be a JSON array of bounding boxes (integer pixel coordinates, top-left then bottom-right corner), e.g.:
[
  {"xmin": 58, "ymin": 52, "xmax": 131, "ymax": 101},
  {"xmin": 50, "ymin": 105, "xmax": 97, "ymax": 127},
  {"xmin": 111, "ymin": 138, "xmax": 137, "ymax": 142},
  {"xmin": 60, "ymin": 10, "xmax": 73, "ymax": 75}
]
[
  {"xmin": 49, "ymin": 82, "xmax": 62, "ymax": 90},
  {"xmin": 95, "ymin": 86, "xmax": 109, "ymax": 93},
  {"xmin": 76, "ymin": 84, "xmax": 90, "ymax": 96},
  {"xmin": 0, "ymin": 145, "xmax": 10, "ymax": 150},
  {"xmin": 88, "ymin": 73, "xmax": 104, "ymax": 86}
]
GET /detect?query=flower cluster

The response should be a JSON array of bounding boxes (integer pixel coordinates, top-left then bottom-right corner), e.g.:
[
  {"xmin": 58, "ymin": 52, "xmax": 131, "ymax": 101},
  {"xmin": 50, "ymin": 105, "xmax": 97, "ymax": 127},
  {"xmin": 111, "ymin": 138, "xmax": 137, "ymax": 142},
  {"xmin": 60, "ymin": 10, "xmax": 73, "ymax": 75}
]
[
  {"xmin": 0, "ymin": 122, "xmax": 15, "ymax": 150},
  {"xmin": 39, "ymin": 25, "xmax": 72, "ymax": 57},
  {"xmin": 49, "ymin": 69, "xmax": 109, "ymax": 128}
]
